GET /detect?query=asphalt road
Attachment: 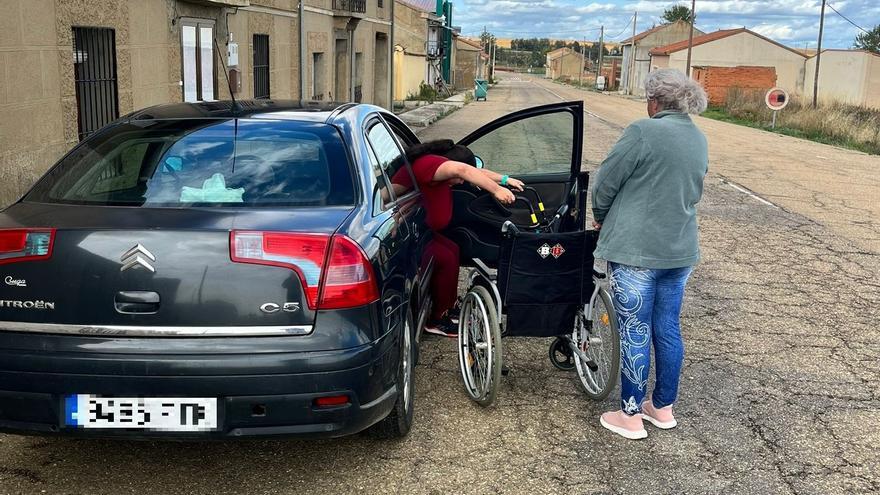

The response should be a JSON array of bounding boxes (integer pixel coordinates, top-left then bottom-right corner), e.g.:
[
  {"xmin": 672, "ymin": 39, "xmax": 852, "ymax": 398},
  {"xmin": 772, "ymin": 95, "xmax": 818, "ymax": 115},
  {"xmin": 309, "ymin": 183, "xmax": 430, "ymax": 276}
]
[{"xmin": 1, "ymin": 75, "xmax": 878, "ymax": 495}]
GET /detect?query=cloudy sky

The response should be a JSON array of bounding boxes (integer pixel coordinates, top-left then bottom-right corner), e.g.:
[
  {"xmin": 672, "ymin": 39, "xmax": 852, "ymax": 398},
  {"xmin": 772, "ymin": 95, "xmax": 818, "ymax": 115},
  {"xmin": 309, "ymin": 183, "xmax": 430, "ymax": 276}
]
[{"xmin": 454, "ymin": 0, "xmax": 879, "ymax": 49}]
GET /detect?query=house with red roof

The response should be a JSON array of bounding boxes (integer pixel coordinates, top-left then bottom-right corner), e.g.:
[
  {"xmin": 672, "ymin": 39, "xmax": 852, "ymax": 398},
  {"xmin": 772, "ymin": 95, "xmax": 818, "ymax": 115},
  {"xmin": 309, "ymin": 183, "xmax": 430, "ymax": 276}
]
[
  {"xmin": 620, "ymin": 20, "xmax": 704, "ymax": 96},
  {"xmin": 649, "ymin": 28, "xmax": 807, "ymax": 94}
]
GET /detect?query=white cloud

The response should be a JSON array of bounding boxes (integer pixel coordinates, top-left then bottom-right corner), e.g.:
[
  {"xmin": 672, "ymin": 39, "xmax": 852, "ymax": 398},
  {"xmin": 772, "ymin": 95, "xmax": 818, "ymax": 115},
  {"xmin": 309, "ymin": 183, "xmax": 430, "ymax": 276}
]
[{"xmin": 455, "ymin": 0, "xmax": 878, "ymax": 48}]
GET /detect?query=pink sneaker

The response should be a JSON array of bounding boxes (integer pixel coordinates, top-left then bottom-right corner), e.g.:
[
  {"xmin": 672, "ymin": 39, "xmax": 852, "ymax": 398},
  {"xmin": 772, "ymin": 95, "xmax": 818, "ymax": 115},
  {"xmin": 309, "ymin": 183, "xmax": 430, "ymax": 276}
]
[
  {"xmin": 641, "ymin": 400, "xmax": 677, "ymax": 429},
  {"xmin": 599, "ymin": 411, "xmax": 647, "ymax": 440}
]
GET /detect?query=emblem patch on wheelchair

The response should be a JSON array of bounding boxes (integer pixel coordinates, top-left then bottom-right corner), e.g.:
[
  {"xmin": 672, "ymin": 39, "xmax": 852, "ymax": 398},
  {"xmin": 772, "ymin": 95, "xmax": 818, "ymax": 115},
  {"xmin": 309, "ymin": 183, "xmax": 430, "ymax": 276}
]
[{"xmin": 538, "ymin": 243, "xmax": 566, "ymax": 259}]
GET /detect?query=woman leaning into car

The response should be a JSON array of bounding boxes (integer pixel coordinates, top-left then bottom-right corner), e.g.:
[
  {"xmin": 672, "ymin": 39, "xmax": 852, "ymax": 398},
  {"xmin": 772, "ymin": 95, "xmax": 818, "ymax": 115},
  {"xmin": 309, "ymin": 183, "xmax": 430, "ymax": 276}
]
[
  {"xmin": 391, "ymin": 140, "xmax": 523, "ymax": 338},
  {"xmin": 591, "ymin": 69, "xmax": 709, "ymax": 440}
]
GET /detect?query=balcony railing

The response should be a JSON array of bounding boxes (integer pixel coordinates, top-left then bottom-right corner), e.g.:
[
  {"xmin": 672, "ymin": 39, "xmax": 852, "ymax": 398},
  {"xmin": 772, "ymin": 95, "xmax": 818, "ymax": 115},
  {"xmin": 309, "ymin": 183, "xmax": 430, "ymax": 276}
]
[{"xmin": 333, "ymin": 0, "xmax": 366, "ymax": 13}]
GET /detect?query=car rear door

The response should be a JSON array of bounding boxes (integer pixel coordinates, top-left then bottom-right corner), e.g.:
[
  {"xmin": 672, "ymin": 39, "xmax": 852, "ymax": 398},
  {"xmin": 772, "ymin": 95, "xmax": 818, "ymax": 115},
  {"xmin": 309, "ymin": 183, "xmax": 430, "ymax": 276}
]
[{"xmin": 448, "ymin": 101, "xmax": 585, "ymax": 264}]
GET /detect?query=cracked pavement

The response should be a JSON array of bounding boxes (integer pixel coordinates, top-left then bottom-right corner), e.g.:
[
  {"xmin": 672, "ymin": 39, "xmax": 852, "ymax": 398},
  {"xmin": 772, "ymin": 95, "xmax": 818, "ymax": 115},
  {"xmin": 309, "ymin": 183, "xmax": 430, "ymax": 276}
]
[{"xmin": 0, "ymin": 75, "xmax": 877, "ymax": 495}]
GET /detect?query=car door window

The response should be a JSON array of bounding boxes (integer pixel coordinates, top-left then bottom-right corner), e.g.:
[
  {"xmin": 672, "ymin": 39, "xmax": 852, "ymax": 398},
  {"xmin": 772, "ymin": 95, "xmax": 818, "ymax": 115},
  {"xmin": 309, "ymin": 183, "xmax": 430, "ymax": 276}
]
[
  {"xmin": 367, "ymin": 122, "xmax": 405, "ymax": 177},
  {"xmin": 366, "ymin": 140, "xmax": 394, "ymax": 213},
  {"xmin": 366, "ymin": 121, "xmax": 416, "ymax": 200},
  {"xmin": 464, "ymin": 111, "xmax": 574, "ymax": 176}
]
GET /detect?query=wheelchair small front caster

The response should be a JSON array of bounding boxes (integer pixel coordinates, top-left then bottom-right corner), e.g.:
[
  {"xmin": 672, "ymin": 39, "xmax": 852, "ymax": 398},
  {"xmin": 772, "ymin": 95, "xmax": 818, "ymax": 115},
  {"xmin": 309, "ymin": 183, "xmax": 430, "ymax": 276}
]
[{"xmin": 549, "ymin": 337, "xmax": 576, "ymax": 371}]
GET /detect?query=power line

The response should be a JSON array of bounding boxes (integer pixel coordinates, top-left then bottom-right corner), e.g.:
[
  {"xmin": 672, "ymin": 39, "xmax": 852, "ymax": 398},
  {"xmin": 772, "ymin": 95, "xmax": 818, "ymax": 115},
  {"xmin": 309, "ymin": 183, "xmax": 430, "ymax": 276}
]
[
  {"xmin": 606, "ymin": 14, "xmax": 636, "ymax": 40},
  {"xmin": 827, "ymin": 2, "xmax": 872, "ymax": 34},
  {"xmin": 464, "ymin": 26, "xmax": 603, "ymax": 36}
]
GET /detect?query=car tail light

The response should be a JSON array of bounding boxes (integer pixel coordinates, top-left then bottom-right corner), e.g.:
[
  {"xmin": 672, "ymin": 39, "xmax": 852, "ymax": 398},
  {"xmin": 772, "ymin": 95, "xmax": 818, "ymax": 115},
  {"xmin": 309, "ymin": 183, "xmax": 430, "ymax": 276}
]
[
  {"xmin": 230, "ymin": 232, "xmax": 378, "ymax": 310},
  {"xmin": 0, "ymin": 229, "xmax": 55, "ymax": 265},
  {"xmin": 317, "ymin": 235, "xmax": 379, "ymax": 310}
]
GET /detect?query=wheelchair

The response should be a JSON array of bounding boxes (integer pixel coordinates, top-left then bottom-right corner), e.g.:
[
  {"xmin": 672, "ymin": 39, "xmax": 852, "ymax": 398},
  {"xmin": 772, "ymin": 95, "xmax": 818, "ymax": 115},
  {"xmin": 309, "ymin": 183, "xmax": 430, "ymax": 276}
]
[{"xmin": 456, "ymin": 190, "xmax": 620, "ymax": 407}]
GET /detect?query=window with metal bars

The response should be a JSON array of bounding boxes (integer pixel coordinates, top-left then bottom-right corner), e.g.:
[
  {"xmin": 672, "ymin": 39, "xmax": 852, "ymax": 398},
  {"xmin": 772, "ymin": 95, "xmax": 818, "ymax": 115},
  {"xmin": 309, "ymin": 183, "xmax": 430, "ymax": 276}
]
[
  {"xmin": 253, "ymin": 34, "xmax": 270, "ymax": 99},
  {"xmin": 72, "ymin": 27, "xmax": 119, "ymax": 141}
]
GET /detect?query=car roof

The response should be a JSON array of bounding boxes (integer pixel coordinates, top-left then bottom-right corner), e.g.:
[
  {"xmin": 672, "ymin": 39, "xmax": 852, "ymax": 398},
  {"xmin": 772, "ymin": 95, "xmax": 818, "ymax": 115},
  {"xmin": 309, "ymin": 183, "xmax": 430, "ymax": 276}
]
[{"xmin": 126, "ymin": 100, "xmax": 358, "ymax": 123}]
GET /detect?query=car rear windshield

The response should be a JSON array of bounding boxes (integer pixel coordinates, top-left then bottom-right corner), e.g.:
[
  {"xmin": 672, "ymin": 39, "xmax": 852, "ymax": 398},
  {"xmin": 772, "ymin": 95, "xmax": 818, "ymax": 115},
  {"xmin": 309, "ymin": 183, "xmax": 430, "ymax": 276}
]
[{"xmin": 25, "ymin": 119, "xmax": 356, "ymax": 207}]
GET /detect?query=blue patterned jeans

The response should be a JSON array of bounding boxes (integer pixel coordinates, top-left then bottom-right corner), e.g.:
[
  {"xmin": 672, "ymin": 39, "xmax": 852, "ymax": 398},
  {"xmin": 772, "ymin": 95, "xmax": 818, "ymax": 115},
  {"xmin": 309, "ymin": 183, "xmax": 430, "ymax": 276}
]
[{"xmin": 609, "ymin": 262, "xmax": 693, "ymax": 416}]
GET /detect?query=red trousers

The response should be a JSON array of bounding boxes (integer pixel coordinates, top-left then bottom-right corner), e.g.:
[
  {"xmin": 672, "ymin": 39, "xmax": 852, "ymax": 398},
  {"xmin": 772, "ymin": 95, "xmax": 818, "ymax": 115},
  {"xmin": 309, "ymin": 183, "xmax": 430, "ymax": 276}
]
[{"xmin": 425, "ymin": 233, "xmax": 459, "ymax": 319}]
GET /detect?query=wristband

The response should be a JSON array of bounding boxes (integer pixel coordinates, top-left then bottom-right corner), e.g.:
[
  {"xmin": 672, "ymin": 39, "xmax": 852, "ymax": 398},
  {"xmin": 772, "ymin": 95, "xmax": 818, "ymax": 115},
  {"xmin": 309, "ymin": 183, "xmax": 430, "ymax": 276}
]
[{"xmin": 500, "ymin": 175, "xmax": 509, "ymax": 186}]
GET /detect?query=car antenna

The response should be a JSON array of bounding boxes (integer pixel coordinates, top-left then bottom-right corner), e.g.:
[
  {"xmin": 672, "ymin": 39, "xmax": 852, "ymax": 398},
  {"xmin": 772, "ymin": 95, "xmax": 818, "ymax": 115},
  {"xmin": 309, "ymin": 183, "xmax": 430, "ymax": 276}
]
[{"xmin": 213, "ymin": 36, "xmax": 242, "ymax": 115}]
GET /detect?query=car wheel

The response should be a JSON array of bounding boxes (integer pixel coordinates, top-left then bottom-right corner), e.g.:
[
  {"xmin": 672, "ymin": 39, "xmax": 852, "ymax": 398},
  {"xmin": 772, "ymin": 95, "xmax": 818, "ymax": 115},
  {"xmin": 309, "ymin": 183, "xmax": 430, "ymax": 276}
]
[{"xmin": 369, "ymin": 307, "xmax": 416, "ymax": 439}]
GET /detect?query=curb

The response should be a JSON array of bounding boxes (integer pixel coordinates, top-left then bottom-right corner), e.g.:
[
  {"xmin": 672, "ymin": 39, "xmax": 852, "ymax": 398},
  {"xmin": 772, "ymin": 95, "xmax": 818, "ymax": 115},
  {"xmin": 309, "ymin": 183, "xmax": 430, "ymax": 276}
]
[{"xmin": 398, "ymin": 92, "xmax": 472, "ymax": 128}]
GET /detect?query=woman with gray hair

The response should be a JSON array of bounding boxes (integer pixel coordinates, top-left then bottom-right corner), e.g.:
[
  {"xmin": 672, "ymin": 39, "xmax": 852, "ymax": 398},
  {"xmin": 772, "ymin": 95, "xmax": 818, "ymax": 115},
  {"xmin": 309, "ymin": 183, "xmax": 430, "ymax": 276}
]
[{"xmin": 591, "ymin": 68, "xmax": 708, "ymax": 440}]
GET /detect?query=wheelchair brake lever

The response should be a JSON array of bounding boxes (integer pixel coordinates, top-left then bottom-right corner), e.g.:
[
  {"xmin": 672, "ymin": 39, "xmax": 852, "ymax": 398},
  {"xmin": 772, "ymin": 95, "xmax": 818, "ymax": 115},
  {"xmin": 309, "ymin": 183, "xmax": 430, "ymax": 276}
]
[{"xmin": 501, "ymin": 220, "xmax": 520, "ymax": 237}]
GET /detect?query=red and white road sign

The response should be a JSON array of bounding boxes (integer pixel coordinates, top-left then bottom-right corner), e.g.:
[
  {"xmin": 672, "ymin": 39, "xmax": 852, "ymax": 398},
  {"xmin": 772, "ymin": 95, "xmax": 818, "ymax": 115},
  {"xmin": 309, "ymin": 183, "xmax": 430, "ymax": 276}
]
[{"xmin": 765, "ymin": 87, "xmax": 790, "ymax": 111}]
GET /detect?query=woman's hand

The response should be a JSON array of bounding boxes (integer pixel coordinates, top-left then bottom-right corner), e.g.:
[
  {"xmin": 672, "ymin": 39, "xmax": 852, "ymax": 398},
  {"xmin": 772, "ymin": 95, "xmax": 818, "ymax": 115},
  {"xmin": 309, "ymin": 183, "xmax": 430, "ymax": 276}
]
[
  {"xmin": 494, "ymin": 187, "xmax": 515, "ymax": 205},
  {"xmin": 507, "ymin": 177, "xmax": 525, "ymax": 192},
  {"xmin": 592, "ymin": 220, "xmax": 602, "ymax": 230}
]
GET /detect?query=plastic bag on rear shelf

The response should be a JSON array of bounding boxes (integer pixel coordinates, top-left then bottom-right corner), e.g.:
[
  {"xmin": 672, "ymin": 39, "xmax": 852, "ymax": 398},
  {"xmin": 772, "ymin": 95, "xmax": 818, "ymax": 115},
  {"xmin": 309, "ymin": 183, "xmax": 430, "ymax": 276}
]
[{"xmin": 179, "ymin": 173, "xmax": 245, "ymax": 203}]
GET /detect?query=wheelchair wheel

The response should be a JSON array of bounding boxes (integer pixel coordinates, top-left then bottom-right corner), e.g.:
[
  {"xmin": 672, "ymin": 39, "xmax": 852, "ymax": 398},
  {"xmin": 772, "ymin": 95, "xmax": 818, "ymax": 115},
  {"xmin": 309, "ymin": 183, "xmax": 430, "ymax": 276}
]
[
  {"xmin": 574, "ymin": 288, "xmax": 620, "ymax": 400},
  {"xmin": 458, "ymin": 285, "xmax": 502, "ymax": 407}
]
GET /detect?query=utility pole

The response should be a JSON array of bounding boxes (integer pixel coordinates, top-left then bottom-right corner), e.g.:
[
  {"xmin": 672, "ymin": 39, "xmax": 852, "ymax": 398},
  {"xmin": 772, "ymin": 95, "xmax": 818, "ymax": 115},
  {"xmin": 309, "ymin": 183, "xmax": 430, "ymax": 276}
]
[
  {"xmin": 579, "ymin": 37, "xmax": 584, "ymax": 86},
  {"xmin": 597, "ymin": 26, "xmax": 604, "ymax": 84},
  {"xmin": 685, "ymin": 0, "xmax": 696, "ymax": 76},
  {"xmin": 812, "ymin": 0, "xmax": 826, "ymax": 108},
  {"xmin": 491, "ymin": 40, "xmax": 496, "ymax": 80},
  {"xmin": 628, "ymin": 12, "xmax": 637, "ymax": 94}
]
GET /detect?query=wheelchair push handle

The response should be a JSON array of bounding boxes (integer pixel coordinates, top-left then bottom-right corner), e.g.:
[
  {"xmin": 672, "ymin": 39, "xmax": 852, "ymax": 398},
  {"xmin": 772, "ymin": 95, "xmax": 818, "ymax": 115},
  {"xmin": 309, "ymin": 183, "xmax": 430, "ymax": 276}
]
[
  {"xmin": 512, "ymin": 196, "xmax": 540, "ymax": 226},
  {"xmin": 520, "ymin": 187, "xmax": 547, "ymax": 222}
]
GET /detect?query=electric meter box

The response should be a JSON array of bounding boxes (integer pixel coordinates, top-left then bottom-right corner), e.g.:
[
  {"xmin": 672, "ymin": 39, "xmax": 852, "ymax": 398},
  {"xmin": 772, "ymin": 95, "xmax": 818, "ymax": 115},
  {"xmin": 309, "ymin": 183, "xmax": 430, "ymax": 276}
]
[{"xmin": 227, "ymin": 42, "xmax": 239, "ymax": 67}]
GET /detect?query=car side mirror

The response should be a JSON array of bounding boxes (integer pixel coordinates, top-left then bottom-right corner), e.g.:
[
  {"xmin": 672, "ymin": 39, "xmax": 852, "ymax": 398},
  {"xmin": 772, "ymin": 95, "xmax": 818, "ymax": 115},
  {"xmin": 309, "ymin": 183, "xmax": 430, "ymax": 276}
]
[{"xmin": 474, "ymin": 156, "xmax": 484, "ymax": 169}]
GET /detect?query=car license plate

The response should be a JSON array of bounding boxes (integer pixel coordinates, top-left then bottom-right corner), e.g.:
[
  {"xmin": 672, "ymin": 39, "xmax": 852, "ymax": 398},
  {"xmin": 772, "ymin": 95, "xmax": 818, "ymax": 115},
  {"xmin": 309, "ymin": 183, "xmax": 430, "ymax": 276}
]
[{"xmin": 64, "ymin": 395, "xmax": 218, "ymax": 431}]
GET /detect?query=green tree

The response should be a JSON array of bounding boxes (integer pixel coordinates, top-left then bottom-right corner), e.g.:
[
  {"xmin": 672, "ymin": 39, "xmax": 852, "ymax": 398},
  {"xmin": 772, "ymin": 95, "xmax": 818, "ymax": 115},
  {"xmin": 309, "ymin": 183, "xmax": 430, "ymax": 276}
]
[
  {"xmin": 662, "ymin": 4, "xmax": 694, "ymax": 23},
  {"xmin": 479, "ymin": 31, "xmax": 496, "ymax": 52},
  {"xmin": 854, "ymin": 24, "xmax": 880, "ymax": 54}
]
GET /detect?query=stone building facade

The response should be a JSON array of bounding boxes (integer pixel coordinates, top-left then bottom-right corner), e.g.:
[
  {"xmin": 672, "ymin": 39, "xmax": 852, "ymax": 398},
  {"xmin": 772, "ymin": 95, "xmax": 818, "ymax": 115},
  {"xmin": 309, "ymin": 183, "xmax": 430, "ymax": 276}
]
[
  {"xmin": 452, "ymin": 36, "xmax": 486, "ymax": 90},
  {"xmin": 392, "ymin": 0, "xmax": 439, "ymax": 100},
  {"xmin": 0, "ymin": 0, "xmax": 392, "ymax": 207},
  {"xmin": 545, "ymin": 47, "xmax": 584, "ymax": 81}
]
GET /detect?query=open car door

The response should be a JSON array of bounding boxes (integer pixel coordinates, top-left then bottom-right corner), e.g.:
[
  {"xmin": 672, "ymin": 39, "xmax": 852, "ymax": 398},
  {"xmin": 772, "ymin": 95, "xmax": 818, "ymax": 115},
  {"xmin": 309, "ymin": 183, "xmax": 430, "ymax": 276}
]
[{"xmin": 446, "ymin": 101, "xmax": 587, "ymax": 265}]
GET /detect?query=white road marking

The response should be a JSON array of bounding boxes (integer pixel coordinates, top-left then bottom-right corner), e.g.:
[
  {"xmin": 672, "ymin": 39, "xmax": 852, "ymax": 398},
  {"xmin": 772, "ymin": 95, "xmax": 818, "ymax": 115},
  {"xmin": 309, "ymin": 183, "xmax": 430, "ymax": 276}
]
[
  {"xmin": 720, "ymin": 178, "xmax": 779, "ymax": 208},
  {"xmin": 534, "ymin": 80, "xmax": 622, "ymax": 128}
]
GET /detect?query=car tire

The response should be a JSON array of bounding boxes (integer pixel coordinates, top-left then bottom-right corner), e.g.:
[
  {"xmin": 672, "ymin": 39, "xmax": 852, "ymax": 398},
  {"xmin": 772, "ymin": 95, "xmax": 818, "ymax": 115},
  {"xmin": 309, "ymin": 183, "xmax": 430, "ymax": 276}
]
[{"xmin": 369, "ymin": 306, "xmax": 416, "ymax": 439}]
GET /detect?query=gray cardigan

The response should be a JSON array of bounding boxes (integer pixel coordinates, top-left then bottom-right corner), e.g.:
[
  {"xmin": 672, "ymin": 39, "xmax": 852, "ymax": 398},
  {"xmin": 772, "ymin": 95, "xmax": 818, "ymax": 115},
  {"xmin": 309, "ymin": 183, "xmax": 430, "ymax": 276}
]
[{"xmin": 591, "ymin": 110, "xmax": 708, "ymax": 269}]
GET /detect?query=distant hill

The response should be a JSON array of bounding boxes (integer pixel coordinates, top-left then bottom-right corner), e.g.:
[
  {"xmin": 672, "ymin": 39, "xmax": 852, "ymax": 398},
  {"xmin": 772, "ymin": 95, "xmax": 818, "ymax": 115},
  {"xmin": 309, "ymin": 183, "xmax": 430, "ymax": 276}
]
[{"xmin": 462, "ymin": 37, "xmax": 621, "ymax": 51}]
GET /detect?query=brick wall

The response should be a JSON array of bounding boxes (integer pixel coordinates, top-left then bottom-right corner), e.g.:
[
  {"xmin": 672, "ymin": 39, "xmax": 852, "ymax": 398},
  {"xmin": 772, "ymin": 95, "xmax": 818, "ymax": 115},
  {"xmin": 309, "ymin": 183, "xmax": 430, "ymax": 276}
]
[{"xmin": 693, "ymin": 66, "xmax": 777, "ymax": 105}]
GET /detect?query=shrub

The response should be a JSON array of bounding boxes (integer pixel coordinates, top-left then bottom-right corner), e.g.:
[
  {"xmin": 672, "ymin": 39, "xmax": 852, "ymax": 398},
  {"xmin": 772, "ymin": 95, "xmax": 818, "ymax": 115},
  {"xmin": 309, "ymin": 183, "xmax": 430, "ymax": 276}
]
[
  {"xmin": 406, "ymin": 81, "xmax": 439, "ymax": 103},
  {"xmin": 720, "ymin": 87, "xmax": 880, "ymax": 154}
]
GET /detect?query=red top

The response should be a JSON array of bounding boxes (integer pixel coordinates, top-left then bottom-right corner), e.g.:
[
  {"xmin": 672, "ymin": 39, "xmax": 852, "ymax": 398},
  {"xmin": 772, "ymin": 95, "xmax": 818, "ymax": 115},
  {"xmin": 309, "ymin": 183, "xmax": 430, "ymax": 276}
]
[{"xmin": 391, "ymin": 154, "xmax": 451, "ymax": 231}]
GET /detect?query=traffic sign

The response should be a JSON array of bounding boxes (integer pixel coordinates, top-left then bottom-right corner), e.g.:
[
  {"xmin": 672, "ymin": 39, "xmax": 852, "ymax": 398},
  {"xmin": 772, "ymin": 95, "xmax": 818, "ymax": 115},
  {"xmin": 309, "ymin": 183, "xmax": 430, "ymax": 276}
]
[{"xmin": 765, "ymin": 87, "xmax": 789, "ymax": 111}]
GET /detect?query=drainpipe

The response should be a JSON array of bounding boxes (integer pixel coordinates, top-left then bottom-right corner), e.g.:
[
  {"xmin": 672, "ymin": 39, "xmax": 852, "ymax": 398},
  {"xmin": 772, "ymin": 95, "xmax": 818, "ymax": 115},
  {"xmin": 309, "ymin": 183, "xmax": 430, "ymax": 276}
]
[
  {"xmin": 299, "ymin": 0, "xmax": 306, "ymax": 100},
  {"xmin": 349, "ymin": 28, "xmax": 356, "ymax": 102},
  {"xmin": 389, "ymin": 0, "xmax": 394, "ymax": 109}
]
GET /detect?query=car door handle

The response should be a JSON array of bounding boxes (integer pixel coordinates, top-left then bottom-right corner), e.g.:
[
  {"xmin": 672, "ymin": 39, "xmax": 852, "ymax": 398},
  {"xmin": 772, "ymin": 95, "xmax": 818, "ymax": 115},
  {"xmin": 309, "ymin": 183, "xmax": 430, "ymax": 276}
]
[{"xmin": 115, "ymin": 291, "xmax": 160, "ymax": 314}]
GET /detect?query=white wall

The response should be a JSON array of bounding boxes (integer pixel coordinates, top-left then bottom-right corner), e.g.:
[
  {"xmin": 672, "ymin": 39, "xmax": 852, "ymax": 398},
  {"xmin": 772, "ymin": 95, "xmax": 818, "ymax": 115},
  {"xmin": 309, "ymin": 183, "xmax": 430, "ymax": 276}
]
[
  {"xmin": 666, "ymin": 31, "xmax": 806, "ymax": 93},
  {"xmin": 804, "ymin": 51, "xmax": 879, "ymax": 108}
]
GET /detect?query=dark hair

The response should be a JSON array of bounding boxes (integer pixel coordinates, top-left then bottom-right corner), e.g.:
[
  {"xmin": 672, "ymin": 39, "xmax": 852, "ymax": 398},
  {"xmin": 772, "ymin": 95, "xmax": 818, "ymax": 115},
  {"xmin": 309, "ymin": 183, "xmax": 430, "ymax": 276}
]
[{"xmin": 405, "ymin": 139, "xmax": 476, "ymax": 166}]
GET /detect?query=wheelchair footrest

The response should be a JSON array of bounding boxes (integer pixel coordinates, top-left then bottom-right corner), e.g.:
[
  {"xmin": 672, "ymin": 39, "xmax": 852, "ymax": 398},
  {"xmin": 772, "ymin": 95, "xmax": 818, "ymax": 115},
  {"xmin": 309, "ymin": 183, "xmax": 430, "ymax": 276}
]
[{"xmin": 564, "ymin": 336, "xmax": 598, "ymax": 372}]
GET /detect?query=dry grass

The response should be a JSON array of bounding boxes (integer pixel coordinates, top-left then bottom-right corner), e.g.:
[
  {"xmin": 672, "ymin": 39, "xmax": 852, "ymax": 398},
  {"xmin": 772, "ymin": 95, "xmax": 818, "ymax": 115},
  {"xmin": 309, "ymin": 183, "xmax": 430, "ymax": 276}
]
[{"xmin": 713, "ymin": 88, "xmax": 880, "ymax": 155}]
